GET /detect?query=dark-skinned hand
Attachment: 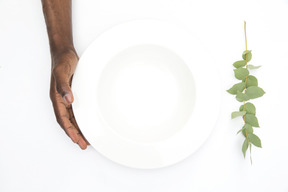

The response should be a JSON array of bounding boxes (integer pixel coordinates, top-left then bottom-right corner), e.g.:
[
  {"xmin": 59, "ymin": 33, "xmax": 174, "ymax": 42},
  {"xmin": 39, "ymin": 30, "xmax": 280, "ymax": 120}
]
[{"xmin": 50, "ymin": 50, "xmax": 89, "ymax": 149}]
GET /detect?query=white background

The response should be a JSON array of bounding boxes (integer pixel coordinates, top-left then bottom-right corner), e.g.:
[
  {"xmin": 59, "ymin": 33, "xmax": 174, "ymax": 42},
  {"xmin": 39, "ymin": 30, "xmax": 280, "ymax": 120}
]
[{"xmin": 1, "ymin": 0, "xmax": 288, "ymax": 191}]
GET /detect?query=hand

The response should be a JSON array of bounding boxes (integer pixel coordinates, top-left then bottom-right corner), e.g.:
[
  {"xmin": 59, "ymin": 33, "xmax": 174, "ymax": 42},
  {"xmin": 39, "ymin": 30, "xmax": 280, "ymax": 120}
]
[{"xmin": 50, "ymin": 49, "xmax": 89, "ymax": 149}]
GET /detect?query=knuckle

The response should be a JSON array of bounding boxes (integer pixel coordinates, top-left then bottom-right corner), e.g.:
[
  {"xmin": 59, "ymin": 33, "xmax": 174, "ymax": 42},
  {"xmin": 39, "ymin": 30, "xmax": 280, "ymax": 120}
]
[
  {"xmin": 55, "ymin": 84, "xmax": 66, "ymax": 97},
  {"xmin": 52, "ymin": 67, "xmax": 71, "ymax": 97}
]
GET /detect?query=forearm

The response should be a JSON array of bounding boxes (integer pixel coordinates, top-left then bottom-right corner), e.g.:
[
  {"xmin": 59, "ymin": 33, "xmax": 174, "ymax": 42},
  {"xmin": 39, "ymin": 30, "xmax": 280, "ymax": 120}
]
[{"xmin": 41, "ymin": 0, "xmax": 76, "ymax": 58}]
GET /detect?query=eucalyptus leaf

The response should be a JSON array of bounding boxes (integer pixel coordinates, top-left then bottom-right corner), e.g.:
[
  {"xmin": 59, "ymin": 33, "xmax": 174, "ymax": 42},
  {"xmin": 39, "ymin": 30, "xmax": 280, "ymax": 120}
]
[
  {"xmin": 242, "ymin": 50, "xmax": 252, "ymax": 62},
  {"xmin": 242, "ymin": 124, "xmax": 254, "ymax": 137},
  {"xmin": 233, "ymin": 60, "xmax": 247, "ymax": 68},
  {"xmin": 227, "ymin": 82, "xmax": 245, "ymax": 95},
  {"xmin": 239, "ymin": 102, "xmax": 256, "ymax": 115},
  {"xmin": 242, "ymin": 139, "xmax": 249, "ymax": 158},
  {"xmin": 234, "ymin": 68, "xmax": 249, "ymax": 80},
  {"xmin": 229, "ymin": 23, "xmax": 263, "ymax": 161},
  {"xmin": 244, "ymin": 114, "xmax": 259, "ymax": 127},
  {"xmin": 246, "ymin": 86, "xmax": 265, "ymax": 99},
  {"xmin": 231, "ymin": 111, "xmax": 246, "ymax": 119},
  {"xmin": 248, "ymin": 133, "xmax": 262, "ymax": 147},
  {"xmin": 245, "ymin": 75, "xmax": 258, "ymax": 88},
  {"xmin": 237, "ymin": 128, "xmax": 244, "ymax": 135},
  {"xmin": 236, "ymin": 91, "xmax": 250, "ymax": 102},
  {"xmin": 248, "ymin": 65, "xmax": 261, "ymax": 69}
]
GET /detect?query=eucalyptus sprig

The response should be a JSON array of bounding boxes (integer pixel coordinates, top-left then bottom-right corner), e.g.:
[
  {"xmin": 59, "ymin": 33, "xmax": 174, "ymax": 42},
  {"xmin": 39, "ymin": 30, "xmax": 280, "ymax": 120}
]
[{"xmin": 227, "ymin": 21, "xmax": 265, "ymax": 162}]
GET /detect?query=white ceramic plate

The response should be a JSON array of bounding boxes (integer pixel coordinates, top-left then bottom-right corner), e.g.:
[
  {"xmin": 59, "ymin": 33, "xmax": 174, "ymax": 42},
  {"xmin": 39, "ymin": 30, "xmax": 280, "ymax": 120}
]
[{"xmin": 72, "ymin": 19, "xmax": 221, "ymax": 169}]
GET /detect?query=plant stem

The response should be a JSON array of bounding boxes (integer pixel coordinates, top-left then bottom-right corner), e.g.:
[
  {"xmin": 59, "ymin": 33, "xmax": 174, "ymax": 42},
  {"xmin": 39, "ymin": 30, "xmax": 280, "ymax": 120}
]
[
  {"xmin": 244, "ymin": 21, "xmax": 248, "ymax": 51},
  {"xmin": 243, "ymin": 21, "xmax": 249, "ymax": 144}
]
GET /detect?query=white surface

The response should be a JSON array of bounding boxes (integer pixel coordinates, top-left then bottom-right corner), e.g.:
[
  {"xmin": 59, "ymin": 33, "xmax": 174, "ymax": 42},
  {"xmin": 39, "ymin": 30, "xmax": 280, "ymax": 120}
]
[
  {"xmin": 72, "ymin": 20, "xmax": 221, "ymax": 169},
  {"xmin": 1, "ymin": 0, "xmax": 288, "ymax": 191}
]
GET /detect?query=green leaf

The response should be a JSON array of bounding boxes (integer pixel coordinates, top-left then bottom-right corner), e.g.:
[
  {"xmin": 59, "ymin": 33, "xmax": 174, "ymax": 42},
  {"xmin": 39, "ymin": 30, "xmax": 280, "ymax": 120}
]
[
  {"xmin": 246, "ymin": 86, "xmax": 265, "ymax": 99},
  {"xmin": 227, "ymin": 82, "xmax": 245, "ymax": 95},
  {"xmin": 242, "ymin": 124, "xmax": 254, "ymax": 136},
  {"xmin": 231, "ymin": 111, "xmax": 246, "ymax": 119},
  {"xmin": 239, "ymin": 102, "xmax": 256, "ymax": 115},
  {"xmin": 233, "ymin": 60, "xmax": 247, "ymax": 68},
  {"xmin": 248, "ymin": 65, "xmax": 261, "ymax": 69},
  {"xmin": 234, "ymin": 68, "xmax": 249, "ymax": 80},
  {"xmin": 245, "ymin": 75, "xmax": 258, "ymax": 88},
  {"xmin": 236, "ymin": 91, "xmax": 250, "ymax": 102},
  {"xmin": 248, "ymin": 133, "xmax": 262, "ymax": 147},
  {"xmin": 247, "ymin": 124, "xmax": 253, "ymax": 133},
  {"xmin": 244, "ymin": 114, "xmax": 259, "ymax": 127},
  {"xmin": 237, "ymin": 128, "xmax": 244, "ymax": 135},
  {"xmin": 242, "ymin": 139, "xmax": 249, "ymax": 158},
  {"xmin": 242, "ymin": 50, "xmax": 252, "ymax": 62}
]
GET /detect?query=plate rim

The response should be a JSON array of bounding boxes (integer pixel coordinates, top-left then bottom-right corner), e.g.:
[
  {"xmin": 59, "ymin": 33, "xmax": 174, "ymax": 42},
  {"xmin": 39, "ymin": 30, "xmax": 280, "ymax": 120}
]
[{"xmin": 72, "ymin": 19, "xmax": 221, "ymax": 169}]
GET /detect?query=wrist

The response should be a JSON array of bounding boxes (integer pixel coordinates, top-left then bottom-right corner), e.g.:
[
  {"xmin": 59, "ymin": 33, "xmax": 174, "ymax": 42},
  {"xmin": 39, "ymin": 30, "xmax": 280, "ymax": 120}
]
[{"xmin": 49, "ymin": 33, "xmax": 76, "ymax": 58}]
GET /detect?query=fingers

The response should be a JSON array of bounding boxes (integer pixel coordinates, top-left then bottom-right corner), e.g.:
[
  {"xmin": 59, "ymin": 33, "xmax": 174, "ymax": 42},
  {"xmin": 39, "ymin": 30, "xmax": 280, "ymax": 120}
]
[
  {"xmin": 58, "ymin": 113, "xmax": 88, "ymax": 150},
  {"xmin": 69, "ymin": 112, "xmax": 90, "ymax": 146},
  {"xmin": 51, "ymin": 78, "xmax": 87, "ymax": 150},
  {"xmin": 52, "ymin": 101, "xmax": 81, "ymax": 147},
  {"xmin": 65, "ymin": 124, "xmax": 87, "ymax": 150},
  {"xmin": 68, "ymin": 104, "xmax": 90, "ymax": 146}
]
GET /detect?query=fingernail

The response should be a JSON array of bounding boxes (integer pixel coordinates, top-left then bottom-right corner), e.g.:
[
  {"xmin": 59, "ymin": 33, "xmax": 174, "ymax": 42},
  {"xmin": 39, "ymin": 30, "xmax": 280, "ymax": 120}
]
[{"xmin": 64, "ymin": 94, "xmax": 73, "ymax": 103}]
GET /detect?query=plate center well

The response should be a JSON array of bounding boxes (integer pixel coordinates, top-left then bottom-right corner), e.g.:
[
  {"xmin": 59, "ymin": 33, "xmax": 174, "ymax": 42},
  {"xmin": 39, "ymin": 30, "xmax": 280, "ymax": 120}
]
[{"xmin": 97, "ymin": 44, "xmax": 196, "ymax": 143}]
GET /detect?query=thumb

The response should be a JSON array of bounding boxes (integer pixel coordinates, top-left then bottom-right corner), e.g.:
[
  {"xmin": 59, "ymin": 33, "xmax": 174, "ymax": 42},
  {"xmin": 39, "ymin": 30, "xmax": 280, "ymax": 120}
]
[{"xmin": 53, "ymin": 68, "xmax": 74, "ymax": 104}]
